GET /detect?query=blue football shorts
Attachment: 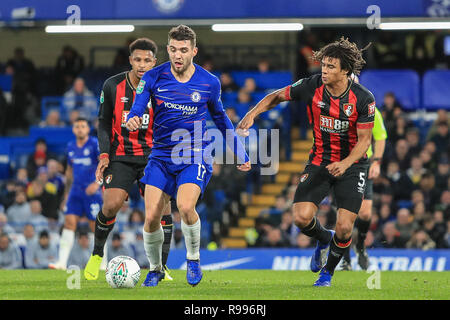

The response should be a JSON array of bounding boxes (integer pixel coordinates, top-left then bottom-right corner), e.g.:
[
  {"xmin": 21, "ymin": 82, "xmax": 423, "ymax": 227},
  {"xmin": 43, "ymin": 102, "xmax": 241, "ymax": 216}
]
[
  {"xmin": 65, "ymin": 186, "xmax": 103, "ymax": 221},
  {"xmin": 140, "ymin": 157, "xmax": 213, "ymax": 199}
]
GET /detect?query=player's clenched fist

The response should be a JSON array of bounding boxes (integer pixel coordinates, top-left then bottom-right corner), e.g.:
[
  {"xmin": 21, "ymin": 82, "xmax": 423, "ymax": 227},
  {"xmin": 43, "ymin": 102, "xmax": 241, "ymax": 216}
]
[{"xmin": 126, "ymin": 116, "xmax": 142, "ymax": 131}]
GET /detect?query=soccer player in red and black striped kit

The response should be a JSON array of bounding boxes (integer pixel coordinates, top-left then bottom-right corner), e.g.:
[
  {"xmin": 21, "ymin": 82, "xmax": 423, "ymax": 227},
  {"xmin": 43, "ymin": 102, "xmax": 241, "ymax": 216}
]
[
  {"xmin": 84, "ymin": 38, "xmax": 173, "ymax": 281},
  {"xmin": 238, "ymin": 38, "xmax": 375, "ymax": 286}
]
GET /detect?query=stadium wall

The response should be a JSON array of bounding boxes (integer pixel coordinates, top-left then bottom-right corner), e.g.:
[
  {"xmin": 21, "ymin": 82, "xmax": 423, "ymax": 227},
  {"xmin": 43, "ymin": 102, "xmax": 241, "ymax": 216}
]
[
  {"xmin": 166, "ymin": 249, "xmax": 450, "ymax": 271},
  {"xmin": 0, "ymin": 28, "xmax": 297, "ymax": 68}
]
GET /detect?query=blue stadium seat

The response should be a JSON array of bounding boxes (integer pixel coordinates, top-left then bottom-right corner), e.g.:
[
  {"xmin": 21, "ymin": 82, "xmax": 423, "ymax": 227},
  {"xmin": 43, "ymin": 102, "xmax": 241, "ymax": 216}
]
[
  {"xmin": 422, "ymin": 70, "xmax": 450, "ymax": 110},
  {"xmin": 359, "ymin": 70, "xmax": 420, "ymax": 110},
  {"xmin": 222, "ymin": 91, "xmax": 238, "ymax": 105},
  {"xmin": 0, "ymin": 74, "xmax": 12, "ymax": 92},
  {"xmin": 230, "ymin": 71, "xmax": 292, "ymax": 90}
]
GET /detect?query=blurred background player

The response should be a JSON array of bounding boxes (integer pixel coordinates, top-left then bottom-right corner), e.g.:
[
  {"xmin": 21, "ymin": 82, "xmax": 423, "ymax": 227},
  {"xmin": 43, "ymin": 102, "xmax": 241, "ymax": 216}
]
[
  {"xmin": 126, "ymin": 25, "xmax": 251, "ymax": 287},
  {"xmin": 340, "ymin": 74, "xmax": 387, "ymax": 271},
  {"xmin": 84, "ymin": 38, "xmax": 173, "ymax": 281},
  {"xmin": 237, "ymin": 37, "xmax": 374, "ymax": 287},
  {"xmin": 49, "ymin": 117, "xmax": 102, "ymax": 270}
]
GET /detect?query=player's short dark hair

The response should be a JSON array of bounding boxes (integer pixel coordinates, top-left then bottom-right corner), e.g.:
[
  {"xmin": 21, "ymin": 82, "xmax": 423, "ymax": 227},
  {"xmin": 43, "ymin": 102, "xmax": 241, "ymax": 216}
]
[
  {"xmin": 313, "ymin": 37, "xmax": 371, "ymax": 76},
  {"xmin": 129, "ymin": 38, "xmax": 158, "ymax": 57},
  {"xmin": 168, "ymin": 24, "xmax": 196, "ymax": 47},
  {"xmin": 74, "ymin": 117, "xmax": 89, "ymax": 125}
]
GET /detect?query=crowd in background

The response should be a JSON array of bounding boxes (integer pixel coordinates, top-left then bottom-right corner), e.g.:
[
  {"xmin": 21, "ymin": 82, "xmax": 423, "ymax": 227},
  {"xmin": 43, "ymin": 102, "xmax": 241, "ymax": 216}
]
[{"xmin": 0, "ymin": 30, "xmax": 449, "ymax": 269}]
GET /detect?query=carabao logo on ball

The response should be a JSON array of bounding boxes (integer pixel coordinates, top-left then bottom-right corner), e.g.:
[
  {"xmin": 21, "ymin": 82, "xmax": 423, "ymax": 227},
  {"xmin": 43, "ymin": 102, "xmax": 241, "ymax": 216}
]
[{"xmin": 112, "ymin": 261, "xmax": 128, "ymax": 287}]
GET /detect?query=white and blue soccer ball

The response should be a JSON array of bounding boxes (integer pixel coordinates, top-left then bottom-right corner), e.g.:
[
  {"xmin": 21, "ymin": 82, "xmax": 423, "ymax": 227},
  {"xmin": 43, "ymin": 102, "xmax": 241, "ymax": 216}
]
[{"xmin": 105, "ymin": 256, "xmax": 141, "ymax": 289}]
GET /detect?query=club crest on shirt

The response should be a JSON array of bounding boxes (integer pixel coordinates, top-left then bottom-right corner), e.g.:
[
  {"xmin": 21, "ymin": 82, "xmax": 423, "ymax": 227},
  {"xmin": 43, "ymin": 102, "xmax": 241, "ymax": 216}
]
[
  {"xmin": 105, "ymin": 175, "xmax": 113, "ymax": 184},
  {"xmin": 343, "ymin": 103, "xmax": 354, "ymax": 117},
  {"xmin": 191, "ymin": 91, "xmax": 201, "ymax": 102},
  {"xmin": 300, "ymin": 173, "xmax": 309, "ymax": 183},
  {"xmin": 368, "ymin": 102, "xmax": 376, "ymax": 115}
]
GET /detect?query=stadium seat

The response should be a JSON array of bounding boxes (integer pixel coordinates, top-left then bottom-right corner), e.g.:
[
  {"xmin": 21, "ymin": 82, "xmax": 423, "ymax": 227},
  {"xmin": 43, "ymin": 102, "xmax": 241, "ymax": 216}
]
[
  {"xmin": 0, "ymin": 74, "xmax": 12, "ymax": 92},
  {"xmin": 422, "ymin": 70, "xmax": 450, "ymax": 110},
  {"xmin": 230, "ymin": 71, "xmax": 292, "ymax": 90},
  {"xmin": 222, "ymin": 91, "xmax": 238, "ymax": 105},
  {"xmin": 359, "ymin": 70, "xmax": 420, "ymax": 110}
]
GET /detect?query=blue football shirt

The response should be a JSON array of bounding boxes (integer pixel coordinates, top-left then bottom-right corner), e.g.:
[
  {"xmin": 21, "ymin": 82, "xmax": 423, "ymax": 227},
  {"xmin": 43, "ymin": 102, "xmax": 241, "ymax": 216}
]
[
  {"xmin": 66, "ymin": 136, "xmax": 100, "ymax": 190},
  {"xmin": 127, "ymin": 62, "xmax": 249, "ymax": 165}
]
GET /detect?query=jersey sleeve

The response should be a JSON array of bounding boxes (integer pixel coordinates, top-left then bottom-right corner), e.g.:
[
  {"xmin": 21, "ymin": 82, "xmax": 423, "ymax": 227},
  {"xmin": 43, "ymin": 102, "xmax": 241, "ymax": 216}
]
[
  {"xmin": 287, "ymin": 74, "xmax": 320, "ymax": 103},
  {"xmin": 127, "ymin": 70, "xmax": 155, "ymax": 120},
  {"xmin": 372, "ymin": 107, "xmax": 387, "ymax": 140},
  {"xmin": 92, "ymin": 137, "xmax": 101, "ymax": 162},
  {"xmin": 66, "ymin": 143, "xmax": 73, "ymax": 167},
  {"xmin": 207, "ymin": 76, "xmax": 249, "ymax": 163},
  {"xmin": 356, "ymin": 91, "xmax": 375, "ymax": 129},
  {"xmin": 97, "ymin": 79, "xmax": 114, "ymax": 155}
]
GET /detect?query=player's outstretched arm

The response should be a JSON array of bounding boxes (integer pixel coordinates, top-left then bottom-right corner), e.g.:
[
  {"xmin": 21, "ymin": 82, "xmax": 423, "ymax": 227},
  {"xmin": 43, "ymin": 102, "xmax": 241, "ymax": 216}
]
[
  {"xmin": 237, "ymin": 87, "xmax": 288, "ymax": 136},
  {"xmin": 208, "ymin": 76, "xmax": 250, "ymax": 169},
  {"xmin": 126, "ymin": 74, "xmax": 152, "ymax": 130}
]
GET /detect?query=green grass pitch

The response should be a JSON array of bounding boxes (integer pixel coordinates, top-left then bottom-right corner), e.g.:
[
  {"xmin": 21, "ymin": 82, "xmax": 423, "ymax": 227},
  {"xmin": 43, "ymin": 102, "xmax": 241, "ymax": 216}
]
[{"xmin": 0, "ymin": 269, "xmax": 449, "ymax": 300}]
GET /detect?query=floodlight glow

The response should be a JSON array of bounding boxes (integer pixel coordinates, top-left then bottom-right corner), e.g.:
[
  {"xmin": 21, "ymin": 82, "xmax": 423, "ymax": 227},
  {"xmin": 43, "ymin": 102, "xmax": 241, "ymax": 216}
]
[
  {"xmin": 379, "ymin": 22, "xmax": 450, "ymax": 30},
  {"xmin": 45, "ymin": 25, "xmax": 135, "ymax": 33},
  {"xmin": 212, "ymin": 23, "xmax": 303, "ymax": 32}
]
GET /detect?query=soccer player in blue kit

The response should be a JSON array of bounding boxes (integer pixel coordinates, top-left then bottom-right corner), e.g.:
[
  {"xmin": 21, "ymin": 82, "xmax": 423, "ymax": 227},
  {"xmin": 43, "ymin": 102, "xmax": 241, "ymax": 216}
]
[
  {"xmin": 126, "ymin": 25, "xmax": 251, "ymax": 287},
  {"xmin": 49, "ymin": 117, "xmax": 102, "ymax": 270}
]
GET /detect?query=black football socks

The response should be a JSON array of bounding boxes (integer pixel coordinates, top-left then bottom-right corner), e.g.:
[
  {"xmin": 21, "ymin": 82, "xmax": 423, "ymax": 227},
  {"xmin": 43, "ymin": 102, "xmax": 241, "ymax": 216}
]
[
  {"xmin": 356, "ymin": 217, "xmax": 371, "ymax": 250},
  {"xmin": 300, "ymin": 216, "xmax": 332, "ymax": 245},
  {"xmin": 324, "ymin": 234, "xmax": 352, "ymax": 274},
  {"xmin": 93, "ymin": 210, "xmax": 116, "ymax": 257}
]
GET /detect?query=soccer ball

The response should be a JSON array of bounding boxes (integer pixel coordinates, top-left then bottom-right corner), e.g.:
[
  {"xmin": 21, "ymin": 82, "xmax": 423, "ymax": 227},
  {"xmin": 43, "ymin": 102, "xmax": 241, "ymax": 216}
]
[{"xmin": 105, "ymin": 256, "xmax": 141, "ymax": 289}]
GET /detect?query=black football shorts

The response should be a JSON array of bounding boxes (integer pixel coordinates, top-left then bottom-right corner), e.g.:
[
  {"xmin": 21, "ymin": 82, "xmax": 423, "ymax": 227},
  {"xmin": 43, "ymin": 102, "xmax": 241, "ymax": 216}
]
[
  {"xmin": 102, "ymin": 161, "xmax": 147, "ymax": 196},
  {"xmin": 294, "ymin": 162, "xmax": 369, "ymax": 214},
  {"xmin": 363, "ymin": 166, "xmax": 373, "ymax": 201}
]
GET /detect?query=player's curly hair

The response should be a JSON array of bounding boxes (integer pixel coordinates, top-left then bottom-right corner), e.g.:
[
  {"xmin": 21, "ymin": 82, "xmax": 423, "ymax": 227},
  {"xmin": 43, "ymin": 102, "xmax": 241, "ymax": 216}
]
[
  {"xmin": 168, "ymin": 24, "xmax": 196, "ymax": 47},
  {"xmin": 129, "ymin": 38, "xmax": 158, "ymax": 56},
  {"xmin": 312, "ymin": 37, "xmax": 371, "ymax": 76}
]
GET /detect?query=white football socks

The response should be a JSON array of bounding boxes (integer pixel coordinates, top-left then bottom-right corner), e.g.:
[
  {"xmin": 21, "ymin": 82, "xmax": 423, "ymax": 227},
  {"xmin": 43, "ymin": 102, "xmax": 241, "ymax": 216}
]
[
  {"xmin": 143, "ymin": 226, "xmax": 164, "ymax": 272},
  {"xmin": 181, "ymin": 218, "xmax": 201, "ymax": 261},
  {"xmin": 57, "ymin": 228, "xmax": 75, "ymax": 268}
]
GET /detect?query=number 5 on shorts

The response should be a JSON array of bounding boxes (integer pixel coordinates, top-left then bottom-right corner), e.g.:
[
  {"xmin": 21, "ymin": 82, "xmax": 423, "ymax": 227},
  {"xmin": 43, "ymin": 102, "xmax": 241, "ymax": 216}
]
[
  {"xmin": 357, "ymin": 171, "xmax": 366, "ymax": 193},
  {"xmin": 358, "ymin": 172, "xmax": 366, "ymax": 188}
]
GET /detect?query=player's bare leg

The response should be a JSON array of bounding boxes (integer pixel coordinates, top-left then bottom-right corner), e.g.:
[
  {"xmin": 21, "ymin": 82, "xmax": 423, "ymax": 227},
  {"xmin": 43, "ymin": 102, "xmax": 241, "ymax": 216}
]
[
  {"xmin": 177, "ymin": 183, "xmax": 203, "ymax": 286},
  {"xmin": 49, "ymin": 214, "xmax": 79, "ymax": 270},
  {"xmin": 141, "ymin": 185, "xmax": 169, "ymax": 287},
  {"xmin": 293, "ymin": 202, "xmax": 334, "ymax": 273}
]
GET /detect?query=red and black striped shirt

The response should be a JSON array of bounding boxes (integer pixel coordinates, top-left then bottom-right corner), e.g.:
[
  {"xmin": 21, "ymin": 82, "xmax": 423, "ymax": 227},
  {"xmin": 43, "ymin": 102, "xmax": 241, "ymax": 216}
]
[
  {"xmin": 98, "ymin": 71, "xmax": 154, "ymax": 163},
  {"xmin": 286, "ymin": 74, "xmax": 375, "ymax": 166}
]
